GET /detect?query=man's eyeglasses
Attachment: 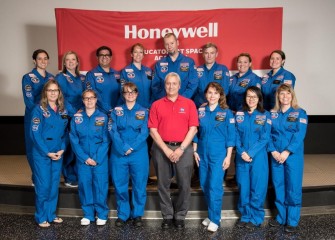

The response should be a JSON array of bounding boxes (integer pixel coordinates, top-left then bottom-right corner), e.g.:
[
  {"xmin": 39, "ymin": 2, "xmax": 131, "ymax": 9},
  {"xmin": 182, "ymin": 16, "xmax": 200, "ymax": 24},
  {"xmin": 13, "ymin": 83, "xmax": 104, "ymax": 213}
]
[{"xmin": 98, "ymin": 54, "xmax": 111, "ymax": 58}]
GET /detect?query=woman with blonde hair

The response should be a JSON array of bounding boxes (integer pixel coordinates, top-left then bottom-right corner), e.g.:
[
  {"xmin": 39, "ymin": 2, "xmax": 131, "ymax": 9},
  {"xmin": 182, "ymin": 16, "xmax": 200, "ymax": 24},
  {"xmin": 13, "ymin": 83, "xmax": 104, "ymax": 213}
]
[{"xmin": 268, "ymin": 84, "xmax": 308, "ymax": 233}]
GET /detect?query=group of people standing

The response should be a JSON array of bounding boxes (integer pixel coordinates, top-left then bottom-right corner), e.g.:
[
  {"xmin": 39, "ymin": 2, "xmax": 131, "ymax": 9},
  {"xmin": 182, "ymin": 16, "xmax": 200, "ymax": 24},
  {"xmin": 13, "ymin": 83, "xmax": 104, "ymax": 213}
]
[{"xmin": 21, "ymin": 32, "xmax": 307, "ymax": 234}]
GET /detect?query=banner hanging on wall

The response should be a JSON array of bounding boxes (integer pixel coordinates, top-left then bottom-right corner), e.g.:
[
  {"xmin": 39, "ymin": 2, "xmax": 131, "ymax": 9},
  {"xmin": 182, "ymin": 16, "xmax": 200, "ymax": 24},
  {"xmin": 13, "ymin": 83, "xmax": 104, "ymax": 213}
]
[{"xmin": 55, "ymin": 8, "xmax": 282, "ymax": 71}]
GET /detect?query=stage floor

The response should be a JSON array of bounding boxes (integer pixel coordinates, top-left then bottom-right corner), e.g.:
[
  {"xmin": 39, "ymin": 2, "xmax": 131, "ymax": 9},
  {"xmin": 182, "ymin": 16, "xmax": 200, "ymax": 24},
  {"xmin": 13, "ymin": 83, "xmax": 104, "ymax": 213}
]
[{"xmin": 0, "ymin": 154, "xmax": 335, "ymax": 188}]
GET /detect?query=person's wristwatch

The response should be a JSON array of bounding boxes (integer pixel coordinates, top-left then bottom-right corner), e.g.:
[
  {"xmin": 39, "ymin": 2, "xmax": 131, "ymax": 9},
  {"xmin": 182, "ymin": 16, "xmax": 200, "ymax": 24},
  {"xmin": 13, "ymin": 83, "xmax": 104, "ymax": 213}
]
[{"xmin": 180, "ymin": 145, "xmax": 185, "ymax": 152}]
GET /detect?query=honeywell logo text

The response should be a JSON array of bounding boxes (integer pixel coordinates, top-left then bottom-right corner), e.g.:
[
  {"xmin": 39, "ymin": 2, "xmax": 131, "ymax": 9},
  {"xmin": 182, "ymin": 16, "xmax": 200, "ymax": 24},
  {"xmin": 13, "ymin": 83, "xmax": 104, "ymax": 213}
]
[{"xmin": 124, "ymin": 23, "xmax": 218, "ymax": 39}]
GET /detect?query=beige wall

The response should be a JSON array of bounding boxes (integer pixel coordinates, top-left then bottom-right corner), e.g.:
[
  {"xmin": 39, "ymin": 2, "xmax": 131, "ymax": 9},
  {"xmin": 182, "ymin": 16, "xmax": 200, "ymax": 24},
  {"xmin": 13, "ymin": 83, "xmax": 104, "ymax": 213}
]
[{"xmin": 0, "ymin": 0, "xmax": 334, "ymax": 115}]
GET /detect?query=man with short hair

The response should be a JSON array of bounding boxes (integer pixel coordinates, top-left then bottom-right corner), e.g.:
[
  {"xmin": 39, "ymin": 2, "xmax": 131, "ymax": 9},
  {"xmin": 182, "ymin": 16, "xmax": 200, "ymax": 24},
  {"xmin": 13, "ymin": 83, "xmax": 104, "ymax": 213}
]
[
  {"xmin": 149, "ymin": 72, "xmax": 198, "ymax": 229},
  {"xmin": 152, "ymin": 33, "xmax": 198, "ymax": 101},
  {"xmin": 85, "ymin": 46, "xmax": 121, "ymax": 114},
  {"xmin": 193, "ymin": 42, "xmax": 230, "ymax": 107}
]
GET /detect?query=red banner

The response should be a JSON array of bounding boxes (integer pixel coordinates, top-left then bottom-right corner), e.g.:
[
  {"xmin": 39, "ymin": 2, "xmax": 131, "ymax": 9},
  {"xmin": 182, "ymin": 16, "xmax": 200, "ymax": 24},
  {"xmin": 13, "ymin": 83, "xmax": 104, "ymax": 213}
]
[{"xmin": 55, "ymin": 8, "xmax": 282, "ymax": 71}]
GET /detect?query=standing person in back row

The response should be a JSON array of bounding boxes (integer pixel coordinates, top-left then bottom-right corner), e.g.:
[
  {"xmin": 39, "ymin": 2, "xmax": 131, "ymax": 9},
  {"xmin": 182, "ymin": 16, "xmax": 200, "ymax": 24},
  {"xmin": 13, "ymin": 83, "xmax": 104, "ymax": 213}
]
[
  {"xmin": 152, "ymin": 33, "xmax": 198, "ymax": 101},
  {"xmin": 85, "ymin": 46, "xmax": 121, "ymax": 115},
  {"xmin": 193, "ymin": 43, "xmax": 230, "ymax": 107},
  {"xmin": 22, "ymin": 49, "xmax": 54, "ymax": 186},
  {"xmin": 149, "ymin": 72, "xmax": 198, "ymax": 229},
  {"xmin": 261, "ymin": 50, "xmax": 296, "ymax": 111}
]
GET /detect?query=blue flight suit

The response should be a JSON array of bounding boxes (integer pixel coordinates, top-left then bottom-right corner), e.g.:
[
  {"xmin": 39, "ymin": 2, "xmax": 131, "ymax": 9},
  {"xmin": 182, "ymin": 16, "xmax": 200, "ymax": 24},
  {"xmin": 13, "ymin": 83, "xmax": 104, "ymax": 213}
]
[
  {"xmin": 69, "ymin": 109, "xmax": 110, "ymax": 221},
  {"xmin": 152, "ymin": 53, "xmax": 198, "ymax": 101},
  {"xmin": 120, "ymin": 63, "xmax": 153, "ymax": 109},
  {"xmin": 235, "ymin": 110, "xmax": 271, "ymax": 226},
  {"xmin": 22, "ymin": 69, "xmax": 54, "ymax": 183},
  {"xmin": 85, "ymin": 65, "xmax": 121, "ymax": 114},
  {"xmin": 30, "ymin": 104, "xmax": 68, "ymax": 224},
  {"xmin": 194, "ymin": 105, "xmax": 235, "ymax": 225},
  {"xmin": 228, "ymin": 69, "xmax": 261, "ymax": 112},
  {"xmin": 109, "ymin": 103, "xmax": 149, "ymax": 221},
  {"xmin": 268, "ymin": 108, "xmax": 308, "ymax": 227},
  {"xmin": 56, "ymin": 71, "xmax": 85, "ymax": 185},
  {"xmin": 193, "ymin": 62, "xmax": 230, "ymax": 107},
  {"xmin": 261, "ymin": 67, "xmax": 296, "ymax": 110}
]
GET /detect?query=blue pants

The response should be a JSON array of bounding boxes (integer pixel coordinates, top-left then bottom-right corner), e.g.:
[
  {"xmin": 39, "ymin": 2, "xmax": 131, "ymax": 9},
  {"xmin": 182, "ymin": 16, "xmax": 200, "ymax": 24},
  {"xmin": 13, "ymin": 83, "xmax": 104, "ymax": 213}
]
[
  {"xmin": 62, "ymin": 135, "xmax": 78, "ymax": 184},
  {"xmin": 271, "ymin": 154, "xmax": 304, "ymax": 227},
  {"xmin": 111, "ymin": 147, "xmax": 149, "ymax": 221},
  {"xmin": 199, "ymin": 155, "xmax": 225, "ymax": 225},
  {"xmin": 33, "ymin": 155, "xmax": 62, "ymax": 224},
  {"xmin": 77, "ymin": 162, "xmax": 109, "ymax": 221},
  {"xmin": 236, "ymin": 151, "xmax": 268, "ymax": 225}
]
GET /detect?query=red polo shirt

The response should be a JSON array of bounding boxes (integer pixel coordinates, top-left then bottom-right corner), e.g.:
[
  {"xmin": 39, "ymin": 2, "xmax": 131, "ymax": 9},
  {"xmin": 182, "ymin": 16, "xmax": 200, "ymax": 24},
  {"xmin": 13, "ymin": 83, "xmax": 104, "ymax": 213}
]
[{"xmin": 148, "ymin": 95, "xmax": 199, "ymax": 142}]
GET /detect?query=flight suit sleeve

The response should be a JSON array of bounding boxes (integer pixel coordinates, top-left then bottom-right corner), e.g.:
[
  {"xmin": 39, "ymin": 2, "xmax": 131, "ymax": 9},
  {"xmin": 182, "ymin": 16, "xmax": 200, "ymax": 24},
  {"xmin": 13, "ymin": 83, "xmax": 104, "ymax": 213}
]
[
  {"xmin": 152, "ymin": 63, "xmax": 165, "ymax": 100},
  {"xmin": 285, "ymin": 109, "xmax": 308, "ymax": 154},
  {"xmin": 283, "ymin": 71, "xmax": 296, "ymax": 88},
  {"xmin": 22, "ymin": 74, "xmax": 35, "ymax": 111},
  {"xmin": 247, "ymin": 113, "xmax": 271, "ymax": 158},
  {"xmin": 181, "ymin": 60, "xmax": 198, "ymax": 99},
  {"xmin": 109, "ymin": 111, "xmax": 131, "ymax": 155},
  {"xmin": 130, "ymin": 110, "xmax": 149, "ymax": 151},
  {"xmin": 94, "ymin": 115, "xmax": 110, "ymax": 165},
  {"xmin": 226, "ymin": 110, "xmax": 236, "ymax": 148},
  {"xmin": 30, "ymin": 107, "xmax": 50, "ymax": 157},
  {"xmin": 69, "ymin": 118, "xmax": 90, "ymax": 164}
]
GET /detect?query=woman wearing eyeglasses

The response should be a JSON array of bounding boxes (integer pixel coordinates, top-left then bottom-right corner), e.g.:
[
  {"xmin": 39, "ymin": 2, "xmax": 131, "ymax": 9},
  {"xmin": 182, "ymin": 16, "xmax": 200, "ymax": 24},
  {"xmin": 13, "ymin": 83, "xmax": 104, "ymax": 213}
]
[
  {"xmin": 235, "ymin": 86, "xmax": 271, "ymax": 231},
  {"xmin": 30, "ymin": 79, "xmax": 69, "ymax": 227},
  {"xmin": 22, "ymin": 49, "xmax": 55, "ymax": 186},
  {"xmin": 120, "ymin": 43, "xmax": 153, "ymax": 108},
  {"xmin": 109, "ymin": 82, "xmax": 149, "ymax": 228},
  {"xmin": 85, "ymin": 46, "xmax": 121, "ymax": 115},
  {"xmin": 56, "ymin": 51, "xmax": 86, "ymax": 188},
  {"xmin": 69, "ymin": 89, "xmax": 110, "ymax": 226}
]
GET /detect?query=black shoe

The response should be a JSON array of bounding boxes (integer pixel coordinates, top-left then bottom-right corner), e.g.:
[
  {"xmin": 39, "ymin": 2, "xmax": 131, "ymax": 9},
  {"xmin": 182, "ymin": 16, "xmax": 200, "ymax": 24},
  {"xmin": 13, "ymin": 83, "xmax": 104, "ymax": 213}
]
[
  {"xmin": 268, "ymin": 219, "xmax": 281, "ymax": 228},
  {"xmin": 245, "ymin": 222, "xmax": 260, "ymax": 231},
  {"xmin": 236, "ymin": 221, "xmax": 247, "ymax": 228},
  {"xmin": 115, "ymin": 218, "xmax": 126, "ymax": 227},
  {"xmin": 161, "ymin": 219, "xmax": 173, "ymax": 229},
  {"xmin": 285, "ymin": 225, "xmax": 297, "ymax": 233},
  {"xmin": 174, "ymin": 219, "xmax": 185, "ymax": 229},
  {"xmin": 133, "ymin": 217, "xmax": 143, "ymax": 227}
]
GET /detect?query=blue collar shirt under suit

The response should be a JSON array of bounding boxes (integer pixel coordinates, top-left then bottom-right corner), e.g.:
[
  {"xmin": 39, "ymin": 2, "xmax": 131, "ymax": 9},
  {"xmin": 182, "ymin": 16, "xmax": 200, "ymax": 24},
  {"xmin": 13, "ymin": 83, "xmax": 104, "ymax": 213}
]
[
  {"xmin": 85, "ymin": 65, "xmax": 121, "ymax": 114},
  {"xmin": 235, "ymin": 109, "xmax": 271, "ymax": 225},
  {"xmin": 152, "ymin": 53, "xmax": 198, "ymax": 101},
  {"xmin": 193, "ymin": 62, "xmax": 230, "ymax": 107},
  {"xmin": 228, "ymin": 69, "xmax": 261, "ymax": 112},
  {"xmin": 120, "ymin": 63, "xmax": 153, "ymax": 109},
  {"xmin": 55, "ymin": 71, "xmax": 85, "ymax": 116},
  {"xmin": 268, "ymin": 107, "xmax": 307, "ymax": 227},
  {"xmin": 261, "ymin": 67, "xmax": 296, "ymax": 111},
  {"xmin": 194, "ymin": 105, "xmax": 235, "ymax": 225}
]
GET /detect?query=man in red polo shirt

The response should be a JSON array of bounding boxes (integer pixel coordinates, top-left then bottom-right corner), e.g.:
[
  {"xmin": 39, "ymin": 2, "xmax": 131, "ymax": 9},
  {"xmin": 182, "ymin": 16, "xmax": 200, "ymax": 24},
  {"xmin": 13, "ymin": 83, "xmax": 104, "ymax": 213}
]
[{"xmin": 149, "ymin": 72, "xmax": 198, "ymax": 229}]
